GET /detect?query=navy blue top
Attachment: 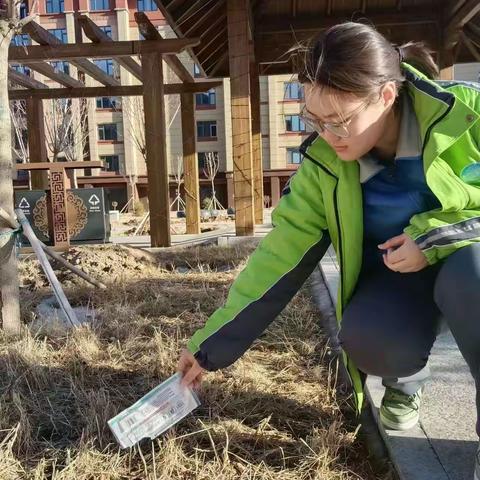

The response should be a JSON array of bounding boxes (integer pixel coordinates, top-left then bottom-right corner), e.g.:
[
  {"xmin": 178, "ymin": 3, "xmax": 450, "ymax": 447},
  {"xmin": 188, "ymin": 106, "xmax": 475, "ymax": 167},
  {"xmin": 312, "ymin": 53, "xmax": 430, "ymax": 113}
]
[{"xmin": 360, "ymin": 93, "xmax": 441, "ymax": 269}]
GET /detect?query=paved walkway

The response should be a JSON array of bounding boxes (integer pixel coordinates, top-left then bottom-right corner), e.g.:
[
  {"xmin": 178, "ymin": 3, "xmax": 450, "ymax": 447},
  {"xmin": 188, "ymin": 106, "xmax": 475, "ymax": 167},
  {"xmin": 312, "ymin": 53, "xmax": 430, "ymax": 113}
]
[
  {"xmin": 320, "ymin": 249, "xmax": 478, "ymax": 480},
  {"xmin": 112, "ymin": 211, "xmax": 273, "ymax": 250},
  {"xmin": 110, "ymin": 225, "xmax": 235, "ymax": 249}
]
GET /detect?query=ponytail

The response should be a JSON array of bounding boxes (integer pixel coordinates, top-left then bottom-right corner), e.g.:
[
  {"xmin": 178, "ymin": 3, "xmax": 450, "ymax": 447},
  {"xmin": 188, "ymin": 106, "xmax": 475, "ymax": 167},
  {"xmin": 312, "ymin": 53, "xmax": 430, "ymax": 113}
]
[{"xmin": 397, "ymin": 41, "xmax": 439, "ymax": 79}]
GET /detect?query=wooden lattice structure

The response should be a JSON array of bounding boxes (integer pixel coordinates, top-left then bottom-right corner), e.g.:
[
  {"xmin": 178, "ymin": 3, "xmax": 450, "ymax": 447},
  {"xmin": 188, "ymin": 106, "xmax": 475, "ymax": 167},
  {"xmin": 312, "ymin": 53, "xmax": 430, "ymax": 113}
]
[
  {"xmin": 8, "ymin": 14, "xmax": 221, "ymax": 248},
  {"xmin": 155, "ymin": 0, "xmax": 480, "ymax": 236}
]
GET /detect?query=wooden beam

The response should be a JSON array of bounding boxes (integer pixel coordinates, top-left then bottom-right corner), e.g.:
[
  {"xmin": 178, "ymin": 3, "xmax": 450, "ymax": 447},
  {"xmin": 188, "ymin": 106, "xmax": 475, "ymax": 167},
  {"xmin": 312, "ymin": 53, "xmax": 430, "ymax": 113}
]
[
  {"xmin": 153, "ymin": 0, "xmax": 205, "ymax": 75},
  {"xmin": 165, "ymin": 0, "xmax": 184, "ymax": 11},
  {"xmin": 8, "ymin": 80, "xmax": 222, "ymax": 100},
  {"xmin": 250, "ymin": 55, "xmax": 263, "ymax": 226},
  {"xmin": 257, "ymin": 9, "xmax": 440, "ymax": 34},
  {"xmin": 22, "ymin": 21, "xmax": 121, "ymax": 86},
  {"xmin": 445, "ymin": 0, "xmax": 480, "ymax": 49},
  {"xmin": 183, "ymin": 0, "xmax": 225, "ymax": 37},
  {"xmin": 78, "ymin": 15, "xmax": 143, "ymax": 81},
  {"xmin": 460, "ymin": 32, "xmax": 480, "ymax": 61},
  {"xmin": 227, "ymin": 0, "xmax": 255, "ymax": 236},
  {"xmin": 446, "ymin": 0, "xmax": 480, "ymax": 30},
  {"xmin": 180, "ymin": 92, "xmax": 200, "ymax": 235},
  {"xmin": 207, "ymin": 51, "xmax": 228, "ymax": 77},
  {"xmin": 196, "ymin": 23, "xmax": 227, "ymax": 58},
  {"xmin": 26, "ymin": 98, "xmax": 49, "ymax": 189},
  {"xmin": 200, "ymin": 34, "xmax": 227, "ymax": 69},
  {"xmin": 326, "ymin": 0, "xmax": 332, "ymax": 15},
  {"xmin": 256, "ymin": 30, "xmax": 440, "ymax": 67},
  {"xmin": 16, "ymin": 160, "xmax": 104, "ymax": 170},
  {"xmin": 134, "ymin": 12, "xmax": 194, "ymax": 83},
  {"xmin": 174, "ymin": 0, "xmax": 205, "ymax": 25},
  {"xmin": 8, "ymin": 68, "xmax": 47, "ymax": 89},
  {"xmin": 71, "ymin": 59, "xmax": 121, "ymax": 86},
  {"xmin": 446, "ymin": 0, "xmax": 468, "ymax": 20},
  {"xmin": 9, "ymin": 38, "xmax": 200, "ymax": 62},
  {"xmin": 465, "ymin": 22, "xmax": 480, "ymax": 48},
  {"xmin": 141, "ymin": 52, "xmax": 171, "ymax": 247},
  {"xmin": 23, "ymin": 62, "xmax": 84, "ymax": 88}
]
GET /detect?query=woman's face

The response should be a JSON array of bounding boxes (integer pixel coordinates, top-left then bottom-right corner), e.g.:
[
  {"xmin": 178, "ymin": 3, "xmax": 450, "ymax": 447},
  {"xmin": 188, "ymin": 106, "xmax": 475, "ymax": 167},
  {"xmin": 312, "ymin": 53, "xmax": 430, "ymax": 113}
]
[{"xmin": 302, "ymin": 82, "xmax": 396, "ymax": 161}]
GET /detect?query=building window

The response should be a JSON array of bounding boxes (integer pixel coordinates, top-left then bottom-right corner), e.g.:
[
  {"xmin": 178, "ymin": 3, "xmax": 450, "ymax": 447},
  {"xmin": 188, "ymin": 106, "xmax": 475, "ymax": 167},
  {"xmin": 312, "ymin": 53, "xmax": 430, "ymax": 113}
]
[
  {"xmin": 195, "ymin": 89, "xmax": 216, "ymax": 107},
  {"xmin": 48, "ymin": 29, "xmax": 69, "ymax": 74},
  {"xmin": 96, "ymin": 97, "xmax": 120, "ymax": 109},
  {"xmin": 100, "ymin": 25, "xmax": 113, "ymax": 38},
  {"xmin": 90, "ymin": 0, "xmax": 109, "ymax": 9},
  {"xmin": 46, "ymin": 0, "xmax": 64, "ymax": 13},
  {"xmin": 94, "ymin": 59, "xmax": 117, "ymax": 78},
  {"xmin": 11, "ymin": 34, "xmax": 30, "ymax": 46},
  {"xmin": 283, "ymin": 82, "xmax": 304, "ymax": 100},
  {"xmin": 197, "ymin": 121, "xmax": 217, "ymax": 139},
  {"xmin": 48, "ymin": 28, "xmax": 67, "ymax": 43},
  {"xmin": 193, "ymin": 63, "xmax": 201, "ymax": 78},
  {"xmin": 19, "ymin": 2, "xmax": 28, "ymax": 18},
  {"xmin": 50, "ymin": 61, "xmax": 70, "ymax": 74},
  {"xmin": 285, "ymin": 115, "xmax": 306, "ymax": 132},
  {"xmin": 11, "ymin": 64, "xmax": 31, "ymax": 75},
  {"xmin": 137, "ymin": 0, "xmax": 157, "ymax": 11},
  {"xmin": 100, "ymin": 155, "xmax": 120, "ymax": 173},
  {"xmin": 286, "ymin": 148, "xmax": 302, "ymax": 165},
  {"xmin": 98, "ymin": 123, "xmax": 118, "ymax": 141}
]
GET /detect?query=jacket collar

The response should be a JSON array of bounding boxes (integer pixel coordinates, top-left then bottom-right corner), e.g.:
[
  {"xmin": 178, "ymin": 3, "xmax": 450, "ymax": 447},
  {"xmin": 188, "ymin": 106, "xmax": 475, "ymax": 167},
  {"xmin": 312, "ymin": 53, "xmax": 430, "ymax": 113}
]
[{"xmin": 402, "ymin": 64, "xmax": 478, "ymax": 164}]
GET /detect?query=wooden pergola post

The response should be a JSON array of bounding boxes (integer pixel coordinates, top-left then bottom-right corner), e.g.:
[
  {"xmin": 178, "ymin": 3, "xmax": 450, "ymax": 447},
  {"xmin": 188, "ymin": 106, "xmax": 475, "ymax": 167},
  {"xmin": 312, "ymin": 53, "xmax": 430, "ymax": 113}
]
[
  {"xmin": 180, "ymin": 92, "xmax": 201, "ymax": 235},
  {"xmin": 26, "ymin": 97, "xmax": 48, "ymax": 190},
  {"xmin": 249, "ymin": 42, "xmax": 264, "ymax": 225},
  {"xmin": 141, "ymin": 52, "xmax": 171, "ymax": 247},
  {"xmin": 227, "ymin": 0, "xmax": 255, "ymax": 236}
]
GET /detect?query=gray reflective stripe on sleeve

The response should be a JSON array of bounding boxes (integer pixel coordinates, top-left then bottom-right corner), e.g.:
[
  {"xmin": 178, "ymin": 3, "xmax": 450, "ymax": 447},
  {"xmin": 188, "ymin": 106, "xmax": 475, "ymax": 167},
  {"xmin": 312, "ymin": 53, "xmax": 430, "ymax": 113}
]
[{"xmin": 415, "ymin": 216, "xmax": 480, "ymax": 250}]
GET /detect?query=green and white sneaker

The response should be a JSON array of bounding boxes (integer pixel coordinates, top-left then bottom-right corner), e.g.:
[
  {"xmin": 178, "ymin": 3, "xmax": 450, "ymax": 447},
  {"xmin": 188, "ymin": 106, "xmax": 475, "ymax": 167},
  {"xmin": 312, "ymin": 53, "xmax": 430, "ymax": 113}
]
[{"xmin": 380, "ymin": 387, "xmax": 422, "ymax": 431}]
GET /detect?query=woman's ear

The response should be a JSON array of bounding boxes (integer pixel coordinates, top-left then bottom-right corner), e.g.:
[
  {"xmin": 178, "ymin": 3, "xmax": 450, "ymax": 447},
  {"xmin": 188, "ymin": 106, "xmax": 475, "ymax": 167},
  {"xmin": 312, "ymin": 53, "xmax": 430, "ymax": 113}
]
[{"xmin": 380, "ymin": 81, "xmax": 397, "ymax": 108}]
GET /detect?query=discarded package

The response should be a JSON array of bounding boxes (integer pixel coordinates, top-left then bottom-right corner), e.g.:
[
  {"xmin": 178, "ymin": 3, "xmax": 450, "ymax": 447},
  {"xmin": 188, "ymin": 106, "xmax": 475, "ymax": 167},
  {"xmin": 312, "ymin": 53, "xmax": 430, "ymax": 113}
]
[{"xmin": 108, "ymin": 372, "xmax": 201, "ymax": 448}]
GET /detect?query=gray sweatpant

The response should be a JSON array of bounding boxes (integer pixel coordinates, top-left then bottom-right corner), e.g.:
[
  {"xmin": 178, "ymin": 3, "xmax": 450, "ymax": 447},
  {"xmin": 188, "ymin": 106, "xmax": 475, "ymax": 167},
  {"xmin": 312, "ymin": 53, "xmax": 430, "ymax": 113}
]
[{"xmin": 338, "ymin": 243, "xmax": 480, "ymax": 436}]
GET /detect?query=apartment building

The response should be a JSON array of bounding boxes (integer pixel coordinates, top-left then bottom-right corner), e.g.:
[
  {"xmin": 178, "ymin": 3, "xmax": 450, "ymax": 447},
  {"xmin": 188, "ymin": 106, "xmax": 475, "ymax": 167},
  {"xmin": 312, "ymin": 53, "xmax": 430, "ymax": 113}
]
[{"xmin": 12, "ymin": 0, "xmax": 309, "ymax": 210}]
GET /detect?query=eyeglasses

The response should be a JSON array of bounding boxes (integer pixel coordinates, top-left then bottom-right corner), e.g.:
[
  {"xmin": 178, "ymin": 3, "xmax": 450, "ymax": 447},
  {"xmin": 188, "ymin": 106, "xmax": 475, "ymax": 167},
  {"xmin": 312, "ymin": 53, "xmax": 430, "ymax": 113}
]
[{"xmin": 299, "ymin": 100, "xmax": 371, "ymax": 138}]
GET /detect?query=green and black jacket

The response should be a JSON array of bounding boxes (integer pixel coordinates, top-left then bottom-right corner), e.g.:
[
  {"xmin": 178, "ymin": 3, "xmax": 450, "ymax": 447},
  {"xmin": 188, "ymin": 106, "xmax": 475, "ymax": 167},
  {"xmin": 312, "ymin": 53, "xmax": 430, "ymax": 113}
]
[{"xmin": 187, "ymin": 64, "xmax": 480, "ymax": 413}]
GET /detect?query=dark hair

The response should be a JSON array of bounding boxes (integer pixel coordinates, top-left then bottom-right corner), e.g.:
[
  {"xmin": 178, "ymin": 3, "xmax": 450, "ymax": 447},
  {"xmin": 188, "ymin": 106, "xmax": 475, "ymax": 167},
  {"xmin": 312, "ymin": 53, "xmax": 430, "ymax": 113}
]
[{"xmin": 298, "ymin": 22, "xmax": 439, "ymax": 97}]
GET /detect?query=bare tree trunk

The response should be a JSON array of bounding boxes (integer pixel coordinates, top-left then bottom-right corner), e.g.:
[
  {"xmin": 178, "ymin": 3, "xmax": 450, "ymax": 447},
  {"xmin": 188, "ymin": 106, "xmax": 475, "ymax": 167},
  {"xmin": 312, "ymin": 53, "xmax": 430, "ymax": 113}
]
[{"xmin": 0, "ymin": 20, "xmax": 21, "ymax": 335}]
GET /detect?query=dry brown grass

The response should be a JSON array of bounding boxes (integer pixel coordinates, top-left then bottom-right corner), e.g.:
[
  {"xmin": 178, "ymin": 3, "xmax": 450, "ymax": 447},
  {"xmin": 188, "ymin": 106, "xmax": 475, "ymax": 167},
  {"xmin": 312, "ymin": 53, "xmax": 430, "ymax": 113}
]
[{"xmin": 0, "ymin": 244, "xmax": 387, "ymax": 479}]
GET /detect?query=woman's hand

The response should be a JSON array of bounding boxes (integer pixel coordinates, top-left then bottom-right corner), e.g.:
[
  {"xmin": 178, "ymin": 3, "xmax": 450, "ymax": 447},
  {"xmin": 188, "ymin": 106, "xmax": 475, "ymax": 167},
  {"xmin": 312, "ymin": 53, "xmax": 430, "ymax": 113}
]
[
  {"xmin": 177, "ymin": 348, "xmax": 205, "ymax": 389},
  {"xmin": 378, "ymin": 233, "xmax": 428, "ymax": 273}
]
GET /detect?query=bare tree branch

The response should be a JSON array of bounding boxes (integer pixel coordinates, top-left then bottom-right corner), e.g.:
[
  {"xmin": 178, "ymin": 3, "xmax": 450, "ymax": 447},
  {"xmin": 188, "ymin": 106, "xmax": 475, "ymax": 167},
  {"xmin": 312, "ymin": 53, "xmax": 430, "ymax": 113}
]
[
  {"xmin": 44, "ymin": 98, "xmax": 90, "ymax": 163},
  {"xmin": 9, "ymin": 99, "xmax": 28, "ymax": 163},
  {"xmin": 202, "ymin": 152, "xmax": 224, "ymax": 211}
]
